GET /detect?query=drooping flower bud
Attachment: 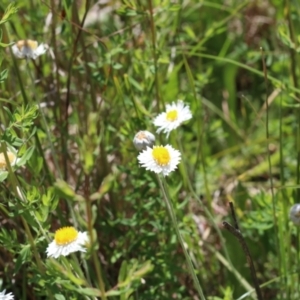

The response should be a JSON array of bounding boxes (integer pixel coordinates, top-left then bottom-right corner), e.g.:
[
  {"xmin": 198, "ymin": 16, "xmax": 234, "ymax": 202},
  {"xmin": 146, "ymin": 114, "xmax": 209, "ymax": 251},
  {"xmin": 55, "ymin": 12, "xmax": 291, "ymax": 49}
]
[
  {"xmin": 133, "ymin": 130, "xmax": 155, "ymax": 151},
  {"xmin": 289, "ymin": 204, "xmax": 300, "ymax": 225}
]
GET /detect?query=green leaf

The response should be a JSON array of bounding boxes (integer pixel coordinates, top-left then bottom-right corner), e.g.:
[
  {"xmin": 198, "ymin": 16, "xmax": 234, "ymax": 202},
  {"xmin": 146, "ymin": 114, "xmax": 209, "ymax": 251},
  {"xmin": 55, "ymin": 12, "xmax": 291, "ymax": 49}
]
[
  {"xmin": 14, "ymin": 244, "xmax": 31, "ymax": 274},
  {"xmin": 54, "ymin": 179, "xmax": 76, "ymax": 199},
  {"xmin": 118, "ymin": 260, "xmax": 128, "ymax": 283},
  {"xmin": 0, "ymin": 3, "xmax": 18, "ymax": 25},
  {"xmin": 113, "ymin": 63, "xmax": 123, "ymax": 70},
  {"xmin": 28, "ymin": 152, "xmax": 43, "ymax": 174},
  {"xmin": 54, "ymin": 295, "xmax": 66, "ymax": 300},
  {"xmin": 0, "ymin": 171, "xmax": 8, "ymax": 182},
  {"xmin": 169, "ymin": 4, "xmax": 181, "ymax": 11},
  {"xmin": 16, "ymin": 146, "xmax": 35, "ymax": 167},
  {"xmin": 75, "ymin": 287, "xmax": 102, "ymax": 297},
  {"xmin": 0, "ymin": 41, "xmax": 14, "ymax": 47},
  {"xmin": 0, "ymin": 69, "xmax": 8, "ymax": 83},
  {"xmin": 35, "ymin": 206, "xmax": 49, "ymax": 222},
  {"xmin": 105, "ymin": 289, "xmax": 123, "ymax": 297}
]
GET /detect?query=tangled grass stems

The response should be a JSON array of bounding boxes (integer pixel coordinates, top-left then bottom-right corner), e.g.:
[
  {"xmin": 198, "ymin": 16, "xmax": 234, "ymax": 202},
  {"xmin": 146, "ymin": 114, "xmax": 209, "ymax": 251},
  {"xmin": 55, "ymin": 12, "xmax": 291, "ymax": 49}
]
[{"xmin": 175, "ymin": 135, "xmax": 235, "ymax": 273}]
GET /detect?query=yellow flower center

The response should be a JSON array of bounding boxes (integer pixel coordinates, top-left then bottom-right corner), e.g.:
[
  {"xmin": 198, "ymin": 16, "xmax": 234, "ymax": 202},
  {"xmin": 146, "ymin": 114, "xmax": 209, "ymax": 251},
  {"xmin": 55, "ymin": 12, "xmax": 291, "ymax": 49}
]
[
  {"xmin": 152, "ymin": 146, "xmax": 170, "ymax": 166},
  {"xmin": 26, "ymin": 40, "xmax": 38, "ymax": 50},
  {"xmin": 0, "ymin": 152, "xmax": 16, "ymax": 169},
  {"xmin": 54, "ymin": 227, "xmax": 78, "ymax": 245},
  {"xmin": 16, "ymin": 39, "xmax": 38, "ymax": 51},
  {"xmin": 166, "ymin": 110, "xmax": 178, "ymax": 121}
]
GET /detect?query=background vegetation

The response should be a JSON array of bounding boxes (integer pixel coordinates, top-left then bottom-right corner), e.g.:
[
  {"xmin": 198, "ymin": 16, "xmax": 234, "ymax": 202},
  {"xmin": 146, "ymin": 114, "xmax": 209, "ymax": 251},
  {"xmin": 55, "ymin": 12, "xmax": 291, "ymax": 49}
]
[{"xmin": 0, "ymin": 0, "xmax": 300, "ymax": 299}]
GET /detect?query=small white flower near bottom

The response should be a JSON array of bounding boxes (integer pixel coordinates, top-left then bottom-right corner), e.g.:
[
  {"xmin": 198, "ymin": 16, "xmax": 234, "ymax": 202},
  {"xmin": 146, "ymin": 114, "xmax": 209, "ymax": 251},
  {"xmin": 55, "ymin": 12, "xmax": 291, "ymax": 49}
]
[
  {"xmin": 46, "ymin": 227, "xmax": 89, "ymax": 259},
  {"xmin": 12, "ymin": 40, "xmax": 48, "ymax": 59},
  {"xmin": 0, "ymin": 289, "xmax": 14, "ymax": 300},
  {"xmin": 137, "ymin": 145, "xmax": 181, "ymax": 176},
  {"xmin": 289, "ymin": 204, "xmax": 300, "ymax": 225}
]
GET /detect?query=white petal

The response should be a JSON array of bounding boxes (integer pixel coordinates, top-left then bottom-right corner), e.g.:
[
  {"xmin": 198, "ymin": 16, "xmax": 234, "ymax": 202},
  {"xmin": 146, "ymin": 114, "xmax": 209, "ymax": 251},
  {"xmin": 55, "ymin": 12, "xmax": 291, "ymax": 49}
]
[
  {"xmin": 0, "ymin": 290, "xmax": 14, "ymax": 300},
  {"xmin": 46, "ymin": 231, "xmax": 89, "ymax": 258},
  {"xmin": 153, "ymin": 101, "xmax": 192, "ymax": 137},
  {"xmin": 11, "ymin": 41, "xmax": 48, "ymax": 59},
  {"xmin": 11, "ymin": 44, "xmax": 25, "ymax": 59},
  {"xmin": 32, "ymin": 44, "xmax": 48, "ymax": 59},
  {"xmin": 137, "ymin": 145, "xmax": 181, "ymax": 176}
]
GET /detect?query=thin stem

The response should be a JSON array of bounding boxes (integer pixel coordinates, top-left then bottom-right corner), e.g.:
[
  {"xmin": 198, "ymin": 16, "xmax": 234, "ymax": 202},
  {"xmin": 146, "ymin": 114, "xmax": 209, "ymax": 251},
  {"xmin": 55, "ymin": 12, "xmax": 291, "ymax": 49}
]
[
  {"xmin": 84, "ymin": 174, "xmax": 107, "ymax": 300},
  {"xmin": 176, "ymin": 135, "xmax": 233, "ymax": 268},
  {"xmin": 147, "ymin": 0, "xmax": 161, "ymax": 111},
  {"xmin": 50, "ymin": 0, "xmax": 63, "ymax": 159},
  {"xmin": 25, "ymin": 64, "xmax": 78, "ymax": 230},
  {"xmin": 223, "ymin": 202, "xmax": 263, "ymax": 300},
  {"xmin": 11, "ymin": 50, "xmax": 54, "ymax": 184},
  {"xmin": 26, "ymin": 64, "xmax": 62, "ymax": 178},
  {"xmin": 19, "ymin": 196, "xmax": 54, "ymax": 300},
  {"xmin": 285, "ymin": 1, "xmax": 300, "ymax": 294},
  {"xmin": 261, "ymin": 47, "xmax": 281, "ymax": 294},
  {"xmin": 64, "ymin": 0, "xmax": 91, "ymax": 181},
  {"xmin": 157, "ymin": 175, "xmax": 206, "ymax": 300}
]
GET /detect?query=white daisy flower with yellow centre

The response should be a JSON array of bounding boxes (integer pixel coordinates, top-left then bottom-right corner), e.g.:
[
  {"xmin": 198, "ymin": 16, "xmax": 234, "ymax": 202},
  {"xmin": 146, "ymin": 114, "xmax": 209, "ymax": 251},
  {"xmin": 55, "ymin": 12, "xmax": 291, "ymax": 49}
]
[
  {"xmin": 46, "ymin": 227, "xmax": 89, "ymax": 259},
  {"xmin": 12, "ymin": 39, "xmax": 48, "ymax": 59},
  {"xmin": 0, "ymin": 148, "xmax": 18, "ymax": 170},
  {"xmin": 0, "ymin": 289, "xmax": 14, "ymax": 300},
  {"xmin": 153, "ymin": 100, "xmax": 192, "ymax": 137},
  {"xmin": 137, "ymin": 145, "xmax": 181, "ymax": 176},
  {"xmin": 133, "ymin": 130, "xmax": 155, "ymax": 151}
]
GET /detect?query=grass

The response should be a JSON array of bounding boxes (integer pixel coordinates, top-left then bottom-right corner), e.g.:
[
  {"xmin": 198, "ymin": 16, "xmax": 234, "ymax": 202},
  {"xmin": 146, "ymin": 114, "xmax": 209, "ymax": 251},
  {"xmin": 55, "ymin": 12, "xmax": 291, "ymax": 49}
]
[{"xmin": 1, "ymin": 0, "xmax": 300, "ymax": 299}]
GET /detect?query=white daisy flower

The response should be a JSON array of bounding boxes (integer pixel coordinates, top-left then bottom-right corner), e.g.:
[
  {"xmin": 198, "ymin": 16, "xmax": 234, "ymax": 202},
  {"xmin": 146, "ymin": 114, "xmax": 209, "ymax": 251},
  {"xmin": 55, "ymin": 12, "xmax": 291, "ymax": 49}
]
[
  {"xmin": 12, "ymin": 40, "xmax": 48, "ymax": 59},
  {"xmin": 0, "ymin": 147, "xmax": 18, "ymax": 170},
  {"xmin": 137, "ymin": 145, "xmax": 181, "ymax": 176},
  {"xmin": 0, "ymin": 289, "xmax": 14, "ymax": 300},
  {"xmin": 153, "ymin": 100, "xmax": 192, "ymax": 137},
  {"xmin": 46, "ymin": 227, "xmax": 89, "ymax": 259},
  {"xmin": 290, "ymin": 204, "xmax": 300, "ymax": 225},
  {"xmin": 133, "ymin": 130, "xmax": 155, "ymax": 151}
]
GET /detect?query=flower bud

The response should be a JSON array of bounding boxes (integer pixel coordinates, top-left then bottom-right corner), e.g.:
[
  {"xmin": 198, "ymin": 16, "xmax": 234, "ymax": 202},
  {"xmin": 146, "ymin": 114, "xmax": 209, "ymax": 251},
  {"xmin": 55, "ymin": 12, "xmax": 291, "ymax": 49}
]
[
  {"xmin": 133, "ymin": 130, "xmax": 155, "ymax": 151},
  {"xmin": 289, "ymin": 204, "xmax": 300, "ymax": 225}
]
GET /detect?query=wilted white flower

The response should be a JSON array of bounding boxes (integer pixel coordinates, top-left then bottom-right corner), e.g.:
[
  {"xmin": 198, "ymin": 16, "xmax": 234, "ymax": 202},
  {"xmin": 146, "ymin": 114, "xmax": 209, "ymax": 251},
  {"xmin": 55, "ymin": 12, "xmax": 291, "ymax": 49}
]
[
  {"xmin": 46, "ymin": 227, "xmax": 89, "ymax": 259},
  {"xmin": 137, "ymin": 145, "xmax": 181, "ymax": 176},
  {"xmin": 0, "ymin": 147, "xmax": 18, "ymax": 170},
  {"xmin": 153, "ymin": 100, "xmax": 192, "ymax": 137},
  {"xmin": 290, "ymin": 204, "xmax": 300, "ymax": 225},
  {"xmin": 12, "ymin": 40, "xmax": 48, "ymax": 59},
  {"xmin": 0, "ymin": 289, "xmax": 14, "ymax": 300},
  {"xmin": 133, "ymin": 130, "xmax": 155, "ymax": 151}
]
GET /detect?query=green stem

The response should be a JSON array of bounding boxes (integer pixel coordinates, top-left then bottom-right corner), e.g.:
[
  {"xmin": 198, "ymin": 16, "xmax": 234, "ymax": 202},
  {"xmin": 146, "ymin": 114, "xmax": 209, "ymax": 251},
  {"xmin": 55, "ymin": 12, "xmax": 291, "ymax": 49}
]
[
  {"xmin": 26, "ymin": 65, "xmax": 62, "ymax": 178},
  {"xmin": 20, "ymin": 214, "xmax": 55, "ymax": 299},
  {"xmin": 84, "ymin": 174, "xmax": 107, "ymax": 300},
  {"xmin": 147, "ymin": 0, "xmax": 162, "ymax": 111},
  {"xmin": 157, "ymin": 175, "xmax": 206, "ymax": 300},
  {"xmin": 261, "ymin": 49, "xmax": 280, "ymax": 299}
]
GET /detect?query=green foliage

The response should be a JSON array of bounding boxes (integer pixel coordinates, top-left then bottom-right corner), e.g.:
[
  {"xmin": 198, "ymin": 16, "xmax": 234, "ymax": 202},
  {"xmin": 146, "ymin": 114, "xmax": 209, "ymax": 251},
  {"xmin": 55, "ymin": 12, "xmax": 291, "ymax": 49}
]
[{"xmin": 1, "ymin": 0, "xmax": 300, "ymax": 299}]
